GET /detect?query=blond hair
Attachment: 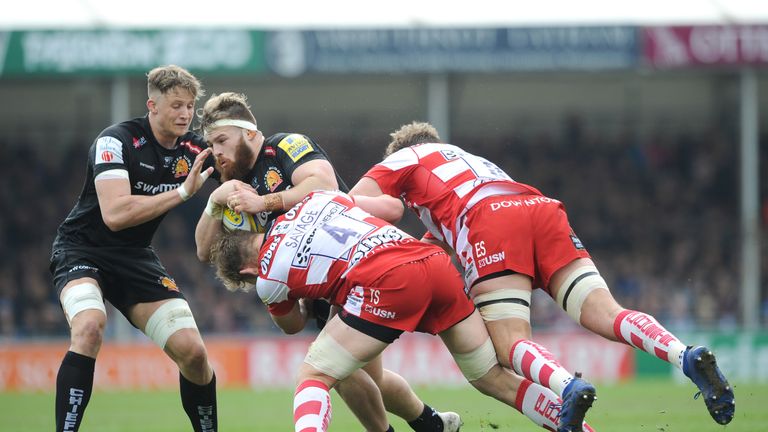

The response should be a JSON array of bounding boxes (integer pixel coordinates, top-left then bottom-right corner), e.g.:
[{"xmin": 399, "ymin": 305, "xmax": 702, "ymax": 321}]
[
  {"xmin": 146, "ymin": 65, "xmax": 204, "ymax": 100},
  {"xmin": 384, "ymin": 121, "xmax": 441, "ymax": 157},
  {"xmin": 208, "ymin": 230, "xmax": 258, "ymax": 292}
]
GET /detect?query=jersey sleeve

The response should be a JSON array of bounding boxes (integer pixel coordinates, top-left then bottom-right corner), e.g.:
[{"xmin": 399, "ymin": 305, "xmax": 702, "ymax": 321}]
[
  {"xmin": 362, "ymin": 148, "xmax": 418, "ymax": 197},
  {"xmin": 92, "ymin": 126, "xmax": 131, "ymax": 181},
  {"xmin": 273, "ymin": 133, "xmax": 329, "ymax": 180},
  {"xmin": 267, "ymin": 298, "xmax": 297, "ymax": 316}
]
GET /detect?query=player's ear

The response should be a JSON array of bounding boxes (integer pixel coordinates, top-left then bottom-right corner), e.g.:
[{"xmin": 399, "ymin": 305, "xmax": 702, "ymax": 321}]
[
  {"xmin": 239, "ymin": 267, "xmax": 258, "ymax": 276},
  {"xmin": 239, "ymin": 267, "xmax": 259, "ymax": 285}
]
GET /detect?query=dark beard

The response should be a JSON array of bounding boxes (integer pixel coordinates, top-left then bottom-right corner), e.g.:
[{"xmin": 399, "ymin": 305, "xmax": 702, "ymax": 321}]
[{"xmin": 218, "ymin": 137, "xmax": 256, "ymax": 181}]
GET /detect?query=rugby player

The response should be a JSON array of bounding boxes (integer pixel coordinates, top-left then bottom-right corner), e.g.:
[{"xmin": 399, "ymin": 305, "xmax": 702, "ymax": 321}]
[
  {"xmin": 209, "ymin": 190, "xmax": 598, "ymax": 432},
  {"xmin": 194, "ymin": 93, "xmax": 458, "ymax": 432},
  {"xmin": 50, "ymin": 65, "xmax": 218, "ymax": 432},
  {"xmin": 350, "ymin": 121, "xmax": 736, "ymax": 429}
]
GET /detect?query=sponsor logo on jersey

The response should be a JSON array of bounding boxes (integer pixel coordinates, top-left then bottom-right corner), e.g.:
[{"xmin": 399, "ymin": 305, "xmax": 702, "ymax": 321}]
[
  {"xmin": 159, "ymin": 276, "xmax": 179, "ymax": 292},
  {"xmin": 163, "ymin": 156, "xmax": 174, "ymax": 168},
  {"xmin": 172, "ymin": 155, "xmax": 191, "ymax": 178},
  {"xmin": 260, "ymin": 235, "xmax": 282, "ymax": 275},
  {"xmin": 264, "ymin": 167, "xmax": 284, "ymax": 192},
  {"xmin": 264, "ymin": 146, "xmax": 276, "ymax": 157},
  {"xmin": 134, "ymin": 181, "xmax": 182, "ymax": 195},
  {"xmin": 278, "ymin": 134, "xmax": 314, "ymax": 162},
  {"xmin": 179, "ymin": 140, "xmax": 202, "ymax": 154},
  {"xmin": 132, "ymin": 136, "xmax": 147, "ymax": 149},
  {"xmin": 343, "ymin": 286, "xmax": 364, "ymax": 317},
  {"xmin": 68, "ymin": 265, "xmax": 98, "ymax": 273},
  {"xmin": 476, "ymin": 251, "xmax": 505, "ymax": 268},
  {"xmin": 349, "ymin": 228, "xmax": 404, "ymax": 268},
  {"xmin": 95, "ymin": 136, "xmax": 124, "ymax": 165},
  {"xmin": 282, "ymin": 201, "xmax": 303, "ymax": 221},
  {"xmin": 489, "ymin": 196, "xmax": 558, "ymax": 211},
  {"xmin": 570, "ymin": 233, "xmax": 585, "ymax": 250},
  {"xmin": 139, "ymin": 162, "xmax": 155, "ymax": 171},
  {"xmin": 364, "ymin": 304, "xmax": 396, "ymax": 320}
]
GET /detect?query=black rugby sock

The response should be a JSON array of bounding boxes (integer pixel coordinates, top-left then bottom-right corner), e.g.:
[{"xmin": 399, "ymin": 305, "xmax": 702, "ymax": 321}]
[
  {"xmin": 55, "ymin": 351, "xmax": 95, "ymax": 432},
  {"xmin": 407, "ymin": 403, "xmax": 444, "ymax": 432},
  {"xmin": 180, "ymin": 372, "xmax": 218, "ymax": 432}
]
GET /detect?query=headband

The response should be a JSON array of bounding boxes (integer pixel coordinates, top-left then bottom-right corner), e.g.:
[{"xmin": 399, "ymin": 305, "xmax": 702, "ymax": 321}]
[{"xmin": 204, "ymin": 119, "xmax": 258, "ymax": 136}]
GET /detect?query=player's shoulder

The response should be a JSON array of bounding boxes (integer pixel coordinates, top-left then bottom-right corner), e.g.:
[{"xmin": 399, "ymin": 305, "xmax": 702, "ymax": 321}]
[
  {"xmin": 267, "ymin": 132, "xmax": 323, "ymax": 163},
  {"xmin": 97, "ymin": 118, "xmax": 139, "ymax": 140}
]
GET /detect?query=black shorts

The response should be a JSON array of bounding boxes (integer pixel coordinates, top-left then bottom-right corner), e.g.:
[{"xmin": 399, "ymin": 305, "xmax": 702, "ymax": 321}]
[{"xmin": 50, "ymin": 246, "xmax": 186, "ymax": 323}]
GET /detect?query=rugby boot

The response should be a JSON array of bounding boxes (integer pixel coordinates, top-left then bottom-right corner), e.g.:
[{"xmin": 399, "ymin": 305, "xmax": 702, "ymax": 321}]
[
  {"xmin": 682, "ymin": 346, "xmax": 735, "ymax": 425},
  {"xmin": 437, "ymin": 411, "xmax": 462, "ymax": 432},
  {"xmin": 557, "ymin": 372, "xmax": 597, "ymax": 432}
]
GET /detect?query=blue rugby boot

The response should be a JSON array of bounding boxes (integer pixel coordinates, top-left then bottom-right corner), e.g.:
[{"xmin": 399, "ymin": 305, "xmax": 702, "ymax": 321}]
[
  {"xmin": 682, "ymin": 346, "xmax": 735, "ymax": 425},
  {"xmin": 557, "ymin": 372, "xmax": 597, "ymax": 432}
]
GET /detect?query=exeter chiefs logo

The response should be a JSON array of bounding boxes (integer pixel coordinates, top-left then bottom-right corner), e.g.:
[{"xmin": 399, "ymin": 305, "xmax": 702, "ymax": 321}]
[
  {"xmin": 159, "ymin": 276, "xmax": 179, "ymax": 292},
  {"xmin": 172, "ymin": 156, "xmax": 191, "ymax": 178},
  {"xmin": 264, "ymin": 167, "xmax": 284, "ymax": 192}
]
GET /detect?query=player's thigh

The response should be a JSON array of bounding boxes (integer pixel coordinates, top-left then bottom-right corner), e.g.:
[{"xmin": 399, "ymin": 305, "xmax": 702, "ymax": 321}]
[
  {"xmin": 439, "ymin": 309, "xmax": 492, "ymax": 354},
  {"xmin": 129, "ymin": 298, "xmax": 203, "ymax": 354},
  {"xmin": 322, "ymin": 315, "xmax": 388, "ymax": 363},
  {"xmin": 471, "ymin": 274, "xmax": 534, "ymax": 349},
  {"xmin": 361, "ymin": 353, "xmax": 385, "ymax": 383}
]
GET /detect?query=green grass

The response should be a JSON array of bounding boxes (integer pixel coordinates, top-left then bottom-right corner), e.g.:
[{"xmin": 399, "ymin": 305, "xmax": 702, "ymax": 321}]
[{"xmin": 4, "ymin": 380, "xmax": 763, "ymax": 431}]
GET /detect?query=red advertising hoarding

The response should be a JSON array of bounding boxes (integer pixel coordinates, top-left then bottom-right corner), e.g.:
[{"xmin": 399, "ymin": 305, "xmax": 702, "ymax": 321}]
[
  {"xmin": 0, "ymin": 332, "xmax": 632, "ymax": 392},
  {"xmin": 643, "ymin": 25, "xmax": 768, "ymax": 68}
]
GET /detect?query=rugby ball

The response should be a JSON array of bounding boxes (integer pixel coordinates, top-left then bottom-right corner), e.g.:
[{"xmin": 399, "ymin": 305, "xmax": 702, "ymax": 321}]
[{"xmin": 222, "ymin": 207, "xmax": 258, "ymax": 232}]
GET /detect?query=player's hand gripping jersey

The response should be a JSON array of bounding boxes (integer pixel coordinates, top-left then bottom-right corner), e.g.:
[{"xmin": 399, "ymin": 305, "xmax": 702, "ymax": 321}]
[{"xmin": 238, "ymin": 133, "xmax": 349, "ymax": 233}]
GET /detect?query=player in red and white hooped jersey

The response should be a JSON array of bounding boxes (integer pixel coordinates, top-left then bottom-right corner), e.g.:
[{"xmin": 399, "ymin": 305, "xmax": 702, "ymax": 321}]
[
  {"xmin": 350, "ymin": 122, "xmax": 735, "ymax": 430},
  {"xmin": 209, "ymin": 190, "xmax": 597, "ymax": 432}
]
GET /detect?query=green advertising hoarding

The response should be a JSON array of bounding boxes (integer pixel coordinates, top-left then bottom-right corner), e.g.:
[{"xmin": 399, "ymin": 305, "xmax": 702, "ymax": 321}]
[
  {"xmin": 636, "ymin": 331, "xmax": 768, "ymax": 383},
  {"xmin": 0, "ymin": 30, "xmax": 267, "ymax": 76}
]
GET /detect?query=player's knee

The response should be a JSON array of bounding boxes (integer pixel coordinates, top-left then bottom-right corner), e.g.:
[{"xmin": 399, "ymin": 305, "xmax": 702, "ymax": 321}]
[
  {"xmin": 70, "ymin": 316, "xmax": 105, "ymax": 351},
  {"xmin": 473, "ymin": 288, "xmax": 531, "ymax": 324},
  {"xmin": 554, "ymin": 266, "xmax": 609, "ymax": 324},
  {"xmin": 164, "ymin": 330, "xmax": 209, "ymax": 375},
  {"xmin": 581, "ymin": 288, "xmax": 623, "ymax": 321},
  {"xmin": 452, "ymin": 338, "xmax": 498, "ymax": 382},
  {"xmin": 144, "ymin": 299, "xmax": 200, "ymax": 350}
]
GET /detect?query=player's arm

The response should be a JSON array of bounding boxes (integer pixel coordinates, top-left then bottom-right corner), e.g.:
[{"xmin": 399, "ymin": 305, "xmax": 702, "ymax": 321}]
[
  {"xmin": 194, "ymin": 180, "xmax": 248, "ymax": 262},
  {"xmin": 349, "ymin": 177, "xmax": 404, "ymax": 223},
  {"xmin": 97, "ymin": 148, "xmax": 213, "ymax": 231},
  {"xmin": 270, "ymin": 299, "xmax": 309, "ymax": 335},
  {"xmin": 228, "ymin": 159, "xmax": 337, "ymax": 214}
]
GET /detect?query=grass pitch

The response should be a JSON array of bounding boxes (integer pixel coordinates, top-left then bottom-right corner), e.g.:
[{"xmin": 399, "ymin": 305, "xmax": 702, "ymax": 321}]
[{"xmin": 4, "ymin": 380, "xmax": 762, "ymax": 431}]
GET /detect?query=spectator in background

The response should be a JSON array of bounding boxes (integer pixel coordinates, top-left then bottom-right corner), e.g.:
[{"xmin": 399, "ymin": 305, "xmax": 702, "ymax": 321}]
[
  {"xmin": 0, "ymin": 120, "xmax": 748, "ymax": 337},
  {"xmin": 48, "ymin": 65, "xmax": 218, "ymax": 432}
]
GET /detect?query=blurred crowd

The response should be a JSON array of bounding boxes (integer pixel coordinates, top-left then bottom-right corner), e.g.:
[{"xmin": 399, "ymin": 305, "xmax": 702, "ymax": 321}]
[{"xmin": 1, "ymin": 122, "xmax": 766, "ymax": 340}]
